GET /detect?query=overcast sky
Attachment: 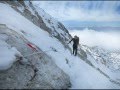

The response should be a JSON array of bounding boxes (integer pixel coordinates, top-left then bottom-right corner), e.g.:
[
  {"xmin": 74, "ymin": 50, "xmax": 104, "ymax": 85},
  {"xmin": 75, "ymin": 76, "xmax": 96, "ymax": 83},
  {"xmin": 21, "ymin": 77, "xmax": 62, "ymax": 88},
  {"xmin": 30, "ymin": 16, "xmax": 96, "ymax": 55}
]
[{"xmin": 32, "ymin": 1, "xmax": 120, "ymax": 27}]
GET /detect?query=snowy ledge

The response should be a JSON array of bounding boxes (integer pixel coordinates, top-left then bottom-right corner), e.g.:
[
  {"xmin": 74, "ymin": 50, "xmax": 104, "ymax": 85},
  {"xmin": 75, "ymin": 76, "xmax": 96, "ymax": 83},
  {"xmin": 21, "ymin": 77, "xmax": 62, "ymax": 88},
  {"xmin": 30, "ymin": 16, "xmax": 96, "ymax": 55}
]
[{"xmin": 0, "ymin": 39, "xmax": 21, "ymax": 71}]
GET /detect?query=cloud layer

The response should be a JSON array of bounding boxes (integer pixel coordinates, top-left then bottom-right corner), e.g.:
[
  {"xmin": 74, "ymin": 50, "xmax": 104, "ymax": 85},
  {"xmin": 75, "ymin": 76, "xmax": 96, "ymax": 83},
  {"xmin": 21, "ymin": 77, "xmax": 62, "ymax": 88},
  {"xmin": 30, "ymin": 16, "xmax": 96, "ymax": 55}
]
[
  {"xmin": 70, "ymin": 28, "xmax": 120, "ymax": 51},
  {"xmin": 32, "ymin": 1, "xmax": 120, "ymax": 22}
]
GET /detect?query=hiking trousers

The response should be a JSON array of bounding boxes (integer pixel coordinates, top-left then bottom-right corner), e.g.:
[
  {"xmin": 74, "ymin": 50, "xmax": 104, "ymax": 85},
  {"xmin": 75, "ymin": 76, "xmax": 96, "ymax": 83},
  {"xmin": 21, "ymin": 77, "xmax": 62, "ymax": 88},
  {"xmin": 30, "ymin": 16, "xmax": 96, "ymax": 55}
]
[{"xmin": 73, "ymin": 44, "xmax": 78, "ymax": 56}]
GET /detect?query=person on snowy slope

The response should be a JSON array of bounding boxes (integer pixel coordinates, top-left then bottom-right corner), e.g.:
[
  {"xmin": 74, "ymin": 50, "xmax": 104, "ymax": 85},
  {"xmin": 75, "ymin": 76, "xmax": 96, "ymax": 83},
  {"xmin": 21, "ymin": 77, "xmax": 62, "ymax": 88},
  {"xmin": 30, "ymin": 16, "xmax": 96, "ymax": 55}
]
[{"xmin": 68, "ymin": 35, "xmax": 79, "ymax": 56}]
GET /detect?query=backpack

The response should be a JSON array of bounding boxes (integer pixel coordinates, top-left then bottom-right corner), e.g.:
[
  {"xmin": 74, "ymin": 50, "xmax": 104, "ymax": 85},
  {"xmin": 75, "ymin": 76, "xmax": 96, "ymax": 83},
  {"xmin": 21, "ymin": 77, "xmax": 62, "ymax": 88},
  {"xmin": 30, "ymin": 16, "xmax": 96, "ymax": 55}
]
[
  {"xmin": 76, "ymin": 36, "xmax": 79, "ymax": 45},
  {"xmin": 74, "ymin": 36, "xmax": 79, "ymax": 45}
]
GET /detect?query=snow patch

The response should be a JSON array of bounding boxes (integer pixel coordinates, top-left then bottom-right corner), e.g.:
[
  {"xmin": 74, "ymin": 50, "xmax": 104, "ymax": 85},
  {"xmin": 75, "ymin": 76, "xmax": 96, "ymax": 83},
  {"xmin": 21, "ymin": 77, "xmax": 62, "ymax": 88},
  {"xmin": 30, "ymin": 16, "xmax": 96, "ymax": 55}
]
[{"xmin": 0, "ymin": 39, "xmax": 21, "ymax": 70}]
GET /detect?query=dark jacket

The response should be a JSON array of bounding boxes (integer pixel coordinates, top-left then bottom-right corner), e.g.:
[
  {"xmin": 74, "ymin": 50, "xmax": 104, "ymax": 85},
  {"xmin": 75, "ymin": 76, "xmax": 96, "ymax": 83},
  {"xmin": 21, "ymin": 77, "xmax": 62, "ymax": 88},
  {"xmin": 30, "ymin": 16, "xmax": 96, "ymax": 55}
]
[{"xmin": 69, "ymin": 37, "xmax": 79, "ymax": 47}]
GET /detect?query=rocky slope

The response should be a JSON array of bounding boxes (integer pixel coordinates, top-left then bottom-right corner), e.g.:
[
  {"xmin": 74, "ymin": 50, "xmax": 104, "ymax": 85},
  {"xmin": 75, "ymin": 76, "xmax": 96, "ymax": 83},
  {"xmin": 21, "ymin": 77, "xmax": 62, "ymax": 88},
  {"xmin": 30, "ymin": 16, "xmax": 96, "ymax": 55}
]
[{"xmin": 0, "ymin": 1, "xmax": 71, "ymax": 89}]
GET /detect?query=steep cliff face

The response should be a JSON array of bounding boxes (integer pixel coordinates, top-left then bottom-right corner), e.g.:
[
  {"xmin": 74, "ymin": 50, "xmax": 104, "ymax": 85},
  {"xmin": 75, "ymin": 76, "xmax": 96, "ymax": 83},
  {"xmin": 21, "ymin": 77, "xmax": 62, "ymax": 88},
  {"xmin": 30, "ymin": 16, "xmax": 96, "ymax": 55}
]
[
  {"xmin": 0, "ymin": 1, "xmax": 71, "ymax": 89},
  {"xmin": 5, "ymin": 1, "xmax": 71, "ymax": 49}
]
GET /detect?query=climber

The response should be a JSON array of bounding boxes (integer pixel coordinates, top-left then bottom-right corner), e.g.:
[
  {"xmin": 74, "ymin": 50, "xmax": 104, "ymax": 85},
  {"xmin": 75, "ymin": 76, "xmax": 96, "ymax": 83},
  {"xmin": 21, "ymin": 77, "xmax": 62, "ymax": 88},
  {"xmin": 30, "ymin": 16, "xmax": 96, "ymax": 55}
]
[{"xmin": 68, "ymin": 35, "xmax": 79, "ymax": 56}]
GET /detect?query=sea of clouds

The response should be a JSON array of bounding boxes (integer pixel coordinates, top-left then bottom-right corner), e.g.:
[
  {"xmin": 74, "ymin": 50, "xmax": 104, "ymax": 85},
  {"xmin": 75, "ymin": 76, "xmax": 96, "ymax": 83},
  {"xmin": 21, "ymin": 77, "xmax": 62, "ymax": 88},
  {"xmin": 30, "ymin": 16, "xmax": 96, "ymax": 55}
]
[{"xmin": 70, "ymin": 28, "xmax": 120, "ymax": 52}]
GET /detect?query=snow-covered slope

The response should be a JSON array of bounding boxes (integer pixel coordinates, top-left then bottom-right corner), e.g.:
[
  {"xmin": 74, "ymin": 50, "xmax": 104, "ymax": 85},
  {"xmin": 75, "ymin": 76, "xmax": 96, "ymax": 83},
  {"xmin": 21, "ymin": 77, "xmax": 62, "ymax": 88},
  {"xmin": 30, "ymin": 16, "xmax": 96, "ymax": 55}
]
[
  {"xmin": 81, "ymin": 45, "xmax": 120, "ymax": 85},
  {"xmin": 0, "ymin": 1, "xmax": 71, "ymax": 89},
  {"xmin": 0, "ymin": 1, "xmax": 120, "ymax": 89},
  {"xmin": 0, "ymin": 34, "xmax": 21, "ymax": 70}
]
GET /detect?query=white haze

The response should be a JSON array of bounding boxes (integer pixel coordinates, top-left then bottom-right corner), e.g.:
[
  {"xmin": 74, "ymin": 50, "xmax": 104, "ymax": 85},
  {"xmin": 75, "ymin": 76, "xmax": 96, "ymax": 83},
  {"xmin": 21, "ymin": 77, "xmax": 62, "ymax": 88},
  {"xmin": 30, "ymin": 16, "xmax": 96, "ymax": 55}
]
[
  {"xmin": 70, "ymin": 28, "xmax": 120, "ymax": 52},
  {"xmin": 32, "ymin": 1, "xmax": 120, "ymax": 22}
]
